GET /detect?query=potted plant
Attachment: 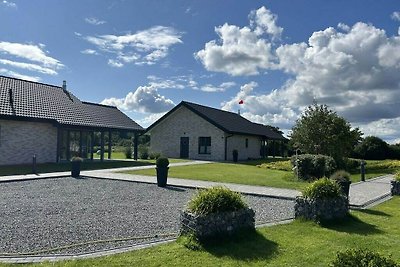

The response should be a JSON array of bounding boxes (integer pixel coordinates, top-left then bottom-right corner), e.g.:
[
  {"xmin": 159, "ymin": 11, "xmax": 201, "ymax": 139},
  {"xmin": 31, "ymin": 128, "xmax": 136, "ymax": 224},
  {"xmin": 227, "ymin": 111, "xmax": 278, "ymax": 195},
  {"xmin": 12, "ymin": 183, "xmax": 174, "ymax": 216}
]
[
  {"xmin": 330, "ymin": 170, "xmax": 352, "ymax": 198},
  {"xmin": 71, "ymin": 157, "xmax": 83, "ymax": 178},
  {"xmin": 232, "ymin": 149, "xmax": 238, "ymax": 163},
  {"xmin": 391, "ymin": 171, "xmax": 400, "ymax": 196},
  {"xmin": 156, "ymin": 157, "xmax": 169, "ymax": 187}
]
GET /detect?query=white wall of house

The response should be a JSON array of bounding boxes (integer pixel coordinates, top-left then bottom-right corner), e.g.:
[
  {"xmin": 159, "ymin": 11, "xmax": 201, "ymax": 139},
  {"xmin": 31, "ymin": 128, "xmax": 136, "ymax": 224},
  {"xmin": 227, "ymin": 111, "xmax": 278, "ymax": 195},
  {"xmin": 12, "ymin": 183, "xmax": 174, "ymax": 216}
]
[
  {"xmin": 0, "ymin": 119, "xmax": 57, "ymax": 165},
  {"xmin": 149, "ymin": 106, "xmax": 226, "ymax": 161},
  {"xmin": 226, "ymin": 135, "xmax": 262, "ymax": 161}
]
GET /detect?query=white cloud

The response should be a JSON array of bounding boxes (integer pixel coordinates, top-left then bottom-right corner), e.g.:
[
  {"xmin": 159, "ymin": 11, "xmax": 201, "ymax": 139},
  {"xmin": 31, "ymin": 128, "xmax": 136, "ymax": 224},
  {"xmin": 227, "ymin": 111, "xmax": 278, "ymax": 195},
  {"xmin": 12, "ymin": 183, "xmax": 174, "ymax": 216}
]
[
  {"xmin": 108, "ymin": 59, "xmax": 123, "ymax": 68},
  {"xmin": 85, "ymin": 17, "xmax": 106, "ymax": 25},
  {"xmin": 249, "ymin": 6, "xmax": 283, "ymax": 39},
  {"xmin": 0, "ymin": 41, "xmax": 64, "ymax": 69},
  {"xmin": 2, "ymin": 0, "xmax": 16, "ymax": 8},
  {"xmin": 0, "ymin": 68, "xmax": 40, "ymax": 82},
  {"xmin": 0, "ymin": 59, "xmax": 57, "ymax": 75},
  {"xmin": 137, "ymin": 112, "xmax": 167, "ymax": 127},
  {"xmin": 100, "ymin": 83, "xmax": 175, "ymax": 113},
  {"xmin": 391, "ymin": 11, "xmax": 400, "ymax": 22},
  {"xmin": 200, "ymin": 81, "xmax": 236, "ymax": 92},
  {"xmin": 195, "ymin": 6, "xmax": 280, "ymax": 76},
  {"xmin": 83, "ymin": 25, "xmax": 183, "ymax": 66},
  {"xmin": 81, "ymin": 49, "xmax": 98, "ymax": 55}
]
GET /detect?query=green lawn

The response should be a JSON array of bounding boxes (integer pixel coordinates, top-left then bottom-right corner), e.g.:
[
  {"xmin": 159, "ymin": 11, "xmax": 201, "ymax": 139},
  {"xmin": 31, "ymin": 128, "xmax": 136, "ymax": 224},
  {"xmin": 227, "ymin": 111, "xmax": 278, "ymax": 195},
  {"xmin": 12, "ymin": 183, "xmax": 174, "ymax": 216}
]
[
  {"xmin": 124, "ymin": 159, "xmax": 397, "ymax": 190},
  {"xmin": 124, "ymin": 161, "xmax": 309, "ymax": 190},
  {"xmin": 6, "ymin": 197, "xmax": 400, "ymax": 267}
]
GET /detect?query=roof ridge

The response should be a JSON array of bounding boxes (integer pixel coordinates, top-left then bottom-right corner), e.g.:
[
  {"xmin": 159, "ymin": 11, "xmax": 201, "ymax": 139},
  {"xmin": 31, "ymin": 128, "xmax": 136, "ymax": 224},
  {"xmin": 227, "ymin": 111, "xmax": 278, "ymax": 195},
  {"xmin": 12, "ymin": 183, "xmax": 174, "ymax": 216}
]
[
  {"xmin": 182, "ymin": 101, "xmax": 243, "ymax": 117},
  {"xmin": 82, "ymin": 101, "xmax": 118, "ymax": 109},
  {"xmin": 0, "ymin": 75, "xmax": 63, "ymax": 89}
]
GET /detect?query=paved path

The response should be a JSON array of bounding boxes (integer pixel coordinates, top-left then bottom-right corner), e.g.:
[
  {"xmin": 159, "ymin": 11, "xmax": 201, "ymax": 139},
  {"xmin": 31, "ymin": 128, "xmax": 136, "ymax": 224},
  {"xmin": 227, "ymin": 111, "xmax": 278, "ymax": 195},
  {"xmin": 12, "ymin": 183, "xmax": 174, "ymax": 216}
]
[{"xmin": 349, "ymin": 174, "xmax": 393, "ymax": 208}]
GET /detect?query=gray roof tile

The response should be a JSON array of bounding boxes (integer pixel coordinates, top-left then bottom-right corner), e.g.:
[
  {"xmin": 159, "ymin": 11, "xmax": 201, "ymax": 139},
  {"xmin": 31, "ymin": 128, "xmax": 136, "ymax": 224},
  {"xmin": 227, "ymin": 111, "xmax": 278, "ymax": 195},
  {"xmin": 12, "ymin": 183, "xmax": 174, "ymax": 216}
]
[{"xmin": 0, "ymin": 76, "xmax": 143, "ymax": 131}]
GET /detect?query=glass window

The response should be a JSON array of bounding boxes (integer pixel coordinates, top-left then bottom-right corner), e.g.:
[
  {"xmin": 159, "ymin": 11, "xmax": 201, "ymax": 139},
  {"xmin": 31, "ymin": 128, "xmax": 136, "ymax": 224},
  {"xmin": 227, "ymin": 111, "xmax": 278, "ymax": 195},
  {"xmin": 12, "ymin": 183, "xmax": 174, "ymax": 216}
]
[
  {"xmin": 245, "ymin": 138, "xmax": 249, "ymax": 148},
  {"xmin": 198, "ymin": 137, "xmax": 211, "ymax": 154}
]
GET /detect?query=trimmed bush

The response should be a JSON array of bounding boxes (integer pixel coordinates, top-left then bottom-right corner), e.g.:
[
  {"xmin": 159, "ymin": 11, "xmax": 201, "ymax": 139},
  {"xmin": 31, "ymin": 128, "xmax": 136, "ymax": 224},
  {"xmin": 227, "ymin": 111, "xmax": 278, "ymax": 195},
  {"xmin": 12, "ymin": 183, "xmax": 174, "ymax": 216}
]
[
  {"xmin": 138, "ymin": 144, "xmax": 149, "ymax": 159},
  {"xmin": 330, "ymin": 170, "xmax": 351, "ymax": 182},
  {"xmin": 291, "ymin": 154, "xmax": 336, "ymax": 180},
  {"xmin": 188, "ymin": 186, "xmax": 247, "ymax": 216},
  {"xmin": 124, "ymin": 146, "xmax": 132, "ymax": 159},
  {"xmin": 156, "ymin": 157, "xmax": 169, "ymax": 168},
  {"xmin": 331, "ymin": 249, "xmax": 399, "ymax": 267},
  {"xmin": 395, "ymin": 172, "xmax": 400, "ymax": 182},
  {"xmin": 149, "ymin": 152, "xmax": 161, "ymax": 160},
  {"xmin": 303, "ymin": 178, "xmax": 342, "ymax": 199}
]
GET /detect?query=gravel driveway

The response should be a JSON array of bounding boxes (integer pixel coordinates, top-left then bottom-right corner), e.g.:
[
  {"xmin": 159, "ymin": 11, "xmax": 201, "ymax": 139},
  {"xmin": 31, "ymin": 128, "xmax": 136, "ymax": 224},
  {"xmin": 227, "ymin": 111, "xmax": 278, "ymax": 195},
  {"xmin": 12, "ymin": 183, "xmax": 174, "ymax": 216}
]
[{"xmin": 0, "ymin": 177, "xmax": 294, "ymax": 255}]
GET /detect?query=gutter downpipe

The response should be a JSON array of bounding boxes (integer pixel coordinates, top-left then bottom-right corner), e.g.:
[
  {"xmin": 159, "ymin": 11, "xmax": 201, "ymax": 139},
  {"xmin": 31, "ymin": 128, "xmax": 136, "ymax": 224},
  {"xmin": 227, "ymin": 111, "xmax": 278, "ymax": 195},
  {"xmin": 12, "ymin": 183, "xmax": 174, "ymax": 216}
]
[{"xmin": 224, "ymin": 134, "xmax": 234, "ymax": 161}]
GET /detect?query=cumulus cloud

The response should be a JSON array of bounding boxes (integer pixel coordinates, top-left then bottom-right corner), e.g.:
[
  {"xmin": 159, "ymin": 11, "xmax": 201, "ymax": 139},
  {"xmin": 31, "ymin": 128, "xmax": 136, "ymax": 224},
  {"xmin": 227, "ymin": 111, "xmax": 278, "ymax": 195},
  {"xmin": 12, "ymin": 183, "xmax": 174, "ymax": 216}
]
[
  {"xmin": 195, "ymin": 6, "xmax": 279, "ymax": 76},
  {"xmin": 81, "ymin": 49, "xmax": 98, "ymax": 55},
  {"xmin": 220, "ymin": 21, "xmax": 400, "ymax": 139},
  {"xmin": 85, "ymin": 17, "xmax": 106, "ymax": 25},
  {"xmin": 1, "ymin": 0, "xmax": 16, "ymax": 8},
  {"xmin": 82, "ymin": 26, "xmax": 183, "ymax": 66},
  {"xmin": 137, "ymin": 112, "xmax": 167, "ymax": 127},
  {"xmin": 391, "ymin": 11, "xmax": 400, "ymax": 21},
  {"xmin": 101, "ymin": 83, "xmax": 175, "ymax": 113}
]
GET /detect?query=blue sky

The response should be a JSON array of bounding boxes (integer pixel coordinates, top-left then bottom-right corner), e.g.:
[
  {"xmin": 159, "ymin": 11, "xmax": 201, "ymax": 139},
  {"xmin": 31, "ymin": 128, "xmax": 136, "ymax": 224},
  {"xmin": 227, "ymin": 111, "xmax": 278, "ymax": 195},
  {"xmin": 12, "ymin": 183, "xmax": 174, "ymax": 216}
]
[{"xmin": 1, "ymin": 0, "xmax": 400, "ymax": 142}]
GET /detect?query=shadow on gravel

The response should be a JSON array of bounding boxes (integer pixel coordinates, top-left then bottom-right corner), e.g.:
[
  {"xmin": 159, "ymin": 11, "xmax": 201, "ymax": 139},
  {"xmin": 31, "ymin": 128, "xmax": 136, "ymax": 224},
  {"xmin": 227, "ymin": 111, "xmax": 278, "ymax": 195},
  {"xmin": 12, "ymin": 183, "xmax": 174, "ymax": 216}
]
[
  {"xmin": 320, "ymin": 214, "xmax": 383, "ymax": 235},
  {"xmin": 202, "ymin": 230, "xmax": 278, "ymax": 261},
  {"xmin": 162, "ymin": 186, "xmax": 187, "ymax": 192}
]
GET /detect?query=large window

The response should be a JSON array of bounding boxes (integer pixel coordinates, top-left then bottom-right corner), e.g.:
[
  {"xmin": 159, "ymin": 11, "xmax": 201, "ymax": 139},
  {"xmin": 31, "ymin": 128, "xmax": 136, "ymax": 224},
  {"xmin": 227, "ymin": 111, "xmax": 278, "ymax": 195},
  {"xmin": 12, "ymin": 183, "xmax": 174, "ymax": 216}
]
[{"xmin": 198, "ymin": 137, "xmax": 211, "ymax": 154}]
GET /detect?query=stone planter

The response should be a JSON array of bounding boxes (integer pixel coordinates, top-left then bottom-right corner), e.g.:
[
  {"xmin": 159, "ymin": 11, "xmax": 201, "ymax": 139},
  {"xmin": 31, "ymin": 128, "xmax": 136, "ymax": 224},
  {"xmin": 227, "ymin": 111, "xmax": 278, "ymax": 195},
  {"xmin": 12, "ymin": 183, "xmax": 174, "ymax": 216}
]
[
  {"xmin": 337, "ymin": 180, "xmax": 351, "ymax": 199},
  {"xmin": 71, "ymin": 161, "xmax": 81, "ymax": 178},
  {"xmin": 156, "ymin": 167, "xmax": 168, "ymax": 187},
  {"xmin": 295, "ymin": 196, "xmax": 348, "ymax": 221},
  {"xmin": 180, "ymin": 208, "xmax": 255, "ymax": 240},
  {"xmin": 391, "ymin": 180, "xmax": 400, "ymax": 196}
]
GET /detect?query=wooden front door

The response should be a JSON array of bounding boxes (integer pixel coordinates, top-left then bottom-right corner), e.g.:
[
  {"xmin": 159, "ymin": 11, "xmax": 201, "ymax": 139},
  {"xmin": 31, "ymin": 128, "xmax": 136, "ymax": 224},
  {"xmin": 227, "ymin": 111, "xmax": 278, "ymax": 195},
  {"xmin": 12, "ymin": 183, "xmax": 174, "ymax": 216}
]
[{"xmin": 180, "ymin": 137, "xmax": 189, "ymax": 158}]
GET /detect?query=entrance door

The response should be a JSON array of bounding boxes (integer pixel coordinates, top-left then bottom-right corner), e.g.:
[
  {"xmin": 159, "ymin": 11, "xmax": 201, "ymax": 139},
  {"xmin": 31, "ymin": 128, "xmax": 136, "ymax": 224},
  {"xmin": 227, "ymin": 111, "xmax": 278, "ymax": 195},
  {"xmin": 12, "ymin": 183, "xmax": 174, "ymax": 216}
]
[{"xmin": 180, "ymin": 137, "xmax": 189, "ymax": 158}]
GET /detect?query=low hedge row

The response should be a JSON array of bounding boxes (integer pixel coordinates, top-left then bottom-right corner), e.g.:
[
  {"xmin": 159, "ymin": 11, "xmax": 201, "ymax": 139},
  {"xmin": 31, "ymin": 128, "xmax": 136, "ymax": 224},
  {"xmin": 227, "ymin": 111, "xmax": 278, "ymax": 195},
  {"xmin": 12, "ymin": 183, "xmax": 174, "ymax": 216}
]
[{"xmin": 291, "ymin": 154, "xmax": 336, "ymax": 181}]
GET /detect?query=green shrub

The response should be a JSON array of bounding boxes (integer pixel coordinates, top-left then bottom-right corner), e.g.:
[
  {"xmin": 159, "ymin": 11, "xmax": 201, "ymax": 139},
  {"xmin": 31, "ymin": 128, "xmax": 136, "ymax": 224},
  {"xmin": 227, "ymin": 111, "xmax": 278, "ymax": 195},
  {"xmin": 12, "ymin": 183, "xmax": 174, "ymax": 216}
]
[
  {"xmin": 330, "ymin": 170, "xmax": 351, "ymax": 182},
  {"xmin": 302, "ymin": 178, "xmax": 342, "ymax": 199},
  {"xmin": 71, "ymin": 156, "xmax": 83, "ymax": 162},
  {"xmin": 156, "ymin": 157, "xmax": 169, "ymax": 168},
  {"xmin": 291, "ymin": 154, "xmax": 336, "ymax": 180},
  {"xmin": 149, "ymin": 152, "xmax": 161, "ymax": 160},
  {"xmin": 149, "ymin": 153, "xmax": 156, "ymax": 160},
  {"xmin": 187, "ymin": 186, "xmax": 247, "ymax": 216},
  {"xmin": 395, "ymin": 171, "xmax": 400, "ymax": 182},
  {"xmin": 331, "ymin": 249, "xmax": 399, "ymax": 267},
  {"xmin": 138, "ymin": 144, "xmax": 149, "ymax": 159},
  {"xmin": 124, "ymin": 146, "xmax": 132, "ymax": 159},
  {"xmin": 341, "ymin": 158, "xmax": 361, "ymax": 171}
]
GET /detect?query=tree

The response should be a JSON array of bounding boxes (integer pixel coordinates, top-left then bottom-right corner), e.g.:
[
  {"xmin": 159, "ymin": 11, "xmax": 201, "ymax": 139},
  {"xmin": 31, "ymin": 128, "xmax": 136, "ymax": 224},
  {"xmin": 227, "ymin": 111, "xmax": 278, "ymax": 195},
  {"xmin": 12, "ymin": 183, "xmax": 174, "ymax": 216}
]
[
  {"xmin": 353, "ymin": 136, "xmax": 389, "ymax": 160},
  {"xmin": 289, "ymin": 103, "xmax": 362, "ymax": 161}
]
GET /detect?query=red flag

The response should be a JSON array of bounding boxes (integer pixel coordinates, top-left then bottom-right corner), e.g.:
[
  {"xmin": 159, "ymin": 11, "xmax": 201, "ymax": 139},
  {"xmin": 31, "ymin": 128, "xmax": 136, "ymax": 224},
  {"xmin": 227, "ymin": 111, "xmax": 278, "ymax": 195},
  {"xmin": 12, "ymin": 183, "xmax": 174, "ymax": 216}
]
[{"xmin": 238, "ymin": 99, "xmax": 244, "ymax": 104}]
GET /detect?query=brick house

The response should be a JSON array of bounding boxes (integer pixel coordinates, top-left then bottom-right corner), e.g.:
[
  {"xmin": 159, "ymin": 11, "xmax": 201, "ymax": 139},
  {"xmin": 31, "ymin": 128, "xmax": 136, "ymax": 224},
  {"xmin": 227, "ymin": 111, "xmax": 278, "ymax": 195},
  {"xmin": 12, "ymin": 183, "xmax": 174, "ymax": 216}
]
[
  {"xmin": 146, "ymin": 101, "xmax": 286, "ymax": 161},
  {"xmin": 0, "ymin": 76, "xmax": 144, "ymax": 166}
]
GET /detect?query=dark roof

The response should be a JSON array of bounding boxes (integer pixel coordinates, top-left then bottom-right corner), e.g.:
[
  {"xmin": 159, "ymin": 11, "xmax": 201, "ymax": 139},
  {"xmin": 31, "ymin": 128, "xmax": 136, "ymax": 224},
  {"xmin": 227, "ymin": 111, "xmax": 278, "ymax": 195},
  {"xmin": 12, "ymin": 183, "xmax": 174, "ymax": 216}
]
[
  {"xmin": 0, "ymin": 76, "xmax": 143, "ymax": 131},
  {"xmin": 147, "ymin": 101, "xmax": 286, "ymax": 140}
]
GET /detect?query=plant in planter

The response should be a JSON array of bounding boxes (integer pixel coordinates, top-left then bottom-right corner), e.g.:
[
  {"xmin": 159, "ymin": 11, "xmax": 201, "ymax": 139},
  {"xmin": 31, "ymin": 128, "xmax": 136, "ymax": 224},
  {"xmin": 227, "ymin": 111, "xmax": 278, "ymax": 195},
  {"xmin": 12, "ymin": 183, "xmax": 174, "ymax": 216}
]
[
  {"xmin": 232, "ymin": 149, "xmax": 238, "ymax": 163},
  {"xmin": 71, "ymin": 157, "xmax": 83, "ymax": 178},
  {"xmin": 391, "ymin": 171, "xmax": 400, "ymax": 196},
  {"xmin": 330, "ymin": 170, "xmax": 352, "ymax": 198},
  {"xmin": 156, "ymin": 157, "xmax": 169, "ymax": 187},
  {"xmin": 180, "ymin": 186, "xmax": 255, "ymax": 242},
  {"xmin": 295, "ymin": 178, "xmax": 348, "ymax": 221}
]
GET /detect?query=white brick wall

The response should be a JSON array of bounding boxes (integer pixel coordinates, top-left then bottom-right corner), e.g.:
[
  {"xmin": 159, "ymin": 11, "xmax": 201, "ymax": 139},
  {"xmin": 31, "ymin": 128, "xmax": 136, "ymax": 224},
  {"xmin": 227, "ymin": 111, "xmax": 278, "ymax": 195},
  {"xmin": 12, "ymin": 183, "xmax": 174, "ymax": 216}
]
[
  {"xmin": 148, "ymin": 106, "xmax": 263, "ymax": 161},
  {"xmin": 226, "ymin": 135, "xmax": 262, "ymax": 161},
  {"xmin": 149, "ymin": 106, "xmax": 226, "ymax": 161},
  {"xmin": 0, "ymin": 119, "xmax": 58, "ymax": 165}
]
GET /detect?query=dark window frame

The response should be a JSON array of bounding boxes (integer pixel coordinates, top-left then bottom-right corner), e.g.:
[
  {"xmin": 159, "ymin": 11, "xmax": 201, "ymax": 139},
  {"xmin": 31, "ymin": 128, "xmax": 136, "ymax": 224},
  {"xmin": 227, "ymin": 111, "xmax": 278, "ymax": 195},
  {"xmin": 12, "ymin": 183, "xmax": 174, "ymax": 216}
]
[
  {"xmin": 198, "ymin": 136, "xmax": 211, "ymax": 154},
  {"xmin": 245, "ymin": 138, "xmax": 248, "ymax": 148}
]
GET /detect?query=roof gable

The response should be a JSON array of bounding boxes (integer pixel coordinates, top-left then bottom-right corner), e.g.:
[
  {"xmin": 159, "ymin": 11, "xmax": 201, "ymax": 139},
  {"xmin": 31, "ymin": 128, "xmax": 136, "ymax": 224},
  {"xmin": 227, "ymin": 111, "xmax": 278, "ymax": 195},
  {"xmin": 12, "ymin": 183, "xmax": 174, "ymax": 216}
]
[
  {"xmin": 147, "ymin": 101, "xmax": 285, "ymax": 140},
  {"xmin": 0, "ymin": 76, "xmax": 143, "ymax": 131}
]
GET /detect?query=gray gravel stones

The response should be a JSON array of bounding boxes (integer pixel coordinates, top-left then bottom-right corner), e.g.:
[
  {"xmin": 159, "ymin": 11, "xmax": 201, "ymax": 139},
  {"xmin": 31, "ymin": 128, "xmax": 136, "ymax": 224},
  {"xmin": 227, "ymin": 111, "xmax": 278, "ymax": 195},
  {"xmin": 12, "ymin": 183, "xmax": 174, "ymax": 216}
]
[{"xmin": 0, "ymin": 177, "xmax": 294, "ymax": 255}]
